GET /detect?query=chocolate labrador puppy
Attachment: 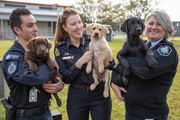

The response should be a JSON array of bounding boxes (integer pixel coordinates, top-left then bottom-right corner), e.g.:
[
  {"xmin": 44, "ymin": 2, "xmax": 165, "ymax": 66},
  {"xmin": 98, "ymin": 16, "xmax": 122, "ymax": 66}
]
[
  {"xmin": 111, "ymin": 17, "xmax": 158, "ymax": 93},
  {"xmin": 25, "ymin": 37, "xmax": 62, "ymax": 107}
]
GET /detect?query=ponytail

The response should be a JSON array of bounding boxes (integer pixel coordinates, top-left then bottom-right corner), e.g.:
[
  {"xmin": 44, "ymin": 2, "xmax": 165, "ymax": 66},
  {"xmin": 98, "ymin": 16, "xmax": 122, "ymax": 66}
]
[{"xmin": 54, "ymin": 7, "xmax": 79, "ymax": 46}]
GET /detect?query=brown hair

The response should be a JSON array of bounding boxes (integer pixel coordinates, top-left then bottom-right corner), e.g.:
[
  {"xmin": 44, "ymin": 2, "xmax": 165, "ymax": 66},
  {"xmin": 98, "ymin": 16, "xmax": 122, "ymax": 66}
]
[
  {"xmin": 10, "ymin": 8, "xmax": 32, "ymax": 36},
  {"xmin": 54, "ymin": 7, "xmax": 79, "ymax": 45}
]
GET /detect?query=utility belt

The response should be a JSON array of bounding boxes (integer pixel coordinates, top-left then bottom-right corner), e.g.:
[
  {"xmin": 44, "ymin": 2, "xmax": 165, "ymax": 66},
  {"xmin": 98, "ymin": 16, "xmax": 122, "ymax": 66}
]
[
  {"xmin": 70, "ymin": 81, "xmax": 104, "ymax": 90},
  {"xmin": 16, "ymin": 103, "xmax": 49, "ymax": 117},
  {"xmin": 1, "ymin": 98, "xmax": 49, "ymax": 119}
]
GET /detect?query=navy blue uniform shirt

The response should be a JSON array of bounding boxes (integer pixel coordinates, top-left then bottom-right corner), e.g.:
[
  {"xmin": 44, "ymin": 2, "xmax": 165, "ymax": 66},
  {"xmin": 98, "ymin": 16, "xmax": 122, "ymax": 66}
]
[
  {"xmin": 125, "ymin": 38, "xmax": 178, "ymax": 118},
  {"xmin": 2, "ymin": 40, "xmax": 51, "ymax": 109},
  {"xmin": 55, "ymin": 34, "xmax": 115, "ymax": 85}
]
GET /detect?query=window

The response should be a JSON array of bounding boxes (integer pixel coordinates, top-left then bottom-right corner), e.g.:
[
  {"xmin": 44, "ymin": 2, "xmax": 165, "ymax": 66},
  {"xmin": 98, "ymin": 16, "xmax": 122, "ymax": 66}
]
[{"xmin": 5, "ymin": 3, "xmax": 25, "ymax": 8}]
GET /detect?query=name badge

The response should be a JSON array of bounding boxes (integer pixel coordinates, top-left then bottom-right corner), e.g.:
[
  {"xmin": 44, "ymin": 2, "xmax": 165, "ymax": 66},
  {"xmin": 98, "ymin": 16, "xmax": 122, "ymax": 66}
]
[
  {"xmin": 29, "ymin": 87, "xmax": 40, "ymax": 102},
  {"xmin": 62, "ymin": 56, "xmax": 74, "ymax": 60}
]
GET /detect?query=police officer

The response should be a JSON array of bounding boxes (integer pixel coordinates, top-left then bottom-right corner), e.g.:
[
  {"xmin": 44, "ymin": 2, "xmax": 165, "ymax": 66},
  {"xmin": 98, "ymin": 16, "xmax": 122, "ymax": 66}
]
[
  {"xmin": 111, "ymin": 10, "xmax": 178, "ymax": 119},
  {"xmin": 54, "ymin": 8, "xmax": 115, "ymax": 120},
  {"xmin": 1, "ymin": 8, "xmax": 63, "ymax": 120}
]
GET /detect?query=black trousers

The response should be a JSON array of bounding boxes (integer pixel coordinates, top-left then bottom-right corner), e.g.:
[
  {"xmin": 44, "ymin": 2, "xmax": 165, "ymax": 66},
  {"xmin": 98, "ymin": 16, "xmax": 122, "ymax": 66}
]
[{"xmin": 67, "ymin": 83, "xmax": 112, "ymax": 120}]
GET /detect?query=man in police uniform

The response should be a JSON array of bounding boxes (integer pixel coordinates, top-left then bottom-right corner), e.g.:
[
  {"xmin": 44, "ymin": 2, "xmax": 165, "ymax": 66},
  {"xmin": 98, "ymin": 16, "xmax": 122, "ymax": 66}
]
[{"xmin": 1, "ymin": 8, "xmax": 63, "ymax": 120}]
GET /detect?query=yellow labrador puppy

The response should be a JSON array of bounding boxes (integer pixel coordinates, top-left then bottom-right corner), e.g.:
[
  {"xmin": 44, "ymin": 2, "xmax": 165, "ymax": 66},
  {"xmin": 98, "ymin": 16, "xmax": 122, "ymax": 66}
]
[{"xmin": 86, "ymin": 23, "xmax": 112, "ymax": 98}]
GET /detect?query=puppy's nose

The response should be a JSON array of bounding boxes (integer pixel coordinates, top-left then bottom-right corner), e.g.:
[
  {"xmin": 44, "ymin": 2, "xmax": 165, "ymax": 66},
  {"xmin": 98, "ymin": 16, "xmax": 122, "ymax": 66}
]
[
  {"xmin": 41, "ymin": 48, "xmax": 45, "ymax": 51},
  {"xmin": 136, "ymin": 28, "xmax": 142, "ymax": 34},
  {"xmin": 95, "ymin": 33, "xmax": 99, "ymax": 37}
]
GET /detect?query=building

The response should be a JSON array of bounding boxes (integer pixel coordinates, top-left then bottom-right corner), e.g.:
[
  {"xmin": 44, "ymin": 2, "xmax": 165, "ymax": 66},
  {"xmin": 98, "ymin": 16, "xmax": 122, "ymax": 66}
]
[
  {"xmin": 0, "ymin": 0, "xmax": 68, "ymax": 40},
  {"xmin": 172, "ymin": 21, "xmax": 180, "ymax": 37}
]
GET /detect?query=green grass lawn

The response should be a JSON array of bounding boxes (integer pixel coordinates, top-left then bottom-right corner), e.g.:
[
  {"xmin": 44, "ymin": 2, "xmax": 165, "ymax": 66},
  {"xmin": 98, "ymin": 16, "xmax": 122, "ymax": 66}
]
[{"xmin": 0, "ymin": 38, "xmax": 180, "ymax": 120}]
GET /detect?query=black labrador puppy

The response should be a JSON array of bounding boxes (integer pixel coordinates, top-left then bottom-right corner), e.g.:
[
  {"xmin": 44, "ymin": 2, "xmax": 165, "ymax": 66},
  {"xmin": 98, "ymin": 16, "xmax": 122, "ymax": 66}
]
[{"xmin": 111, "ymin": 17, "xmax": 158, "ymax": 93}]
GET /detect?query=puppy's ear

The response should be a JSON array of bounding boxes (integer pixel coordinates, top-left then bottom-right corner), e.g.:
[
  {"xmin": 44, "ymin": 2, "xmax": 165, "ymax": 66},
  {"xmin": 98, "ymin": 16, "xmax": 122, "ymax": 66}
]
[
  {"xmin": 27, "ymin": 38, "xmax": 35, "ymax": 53},
  {"xmin": 121, "ymin": 19, "xmax": 129, "ymax": 33},
  {"xmin": 86, "ymin": 23, "xmax": 93, "ymax": 34},
  {"xmin": 139, "ymin": 18, "xmax": 145, "ymax": 31},
  {"xmin": 102, "ymin": 26, "xmax": 108, "ymax": 37},
  {"xmin": 45, "ymin": 38, "xmax": 52, "ymax": 50}
]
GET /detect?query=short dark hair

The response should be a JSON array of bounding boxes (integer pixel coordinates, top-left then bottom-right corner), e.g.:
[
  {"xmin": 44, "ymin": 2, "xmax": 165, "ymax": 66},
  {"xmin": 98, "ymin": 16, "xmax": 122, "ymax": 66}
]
[{"xmin": 9, "ymin": 8, "xmax": 32, "ymax": 35}]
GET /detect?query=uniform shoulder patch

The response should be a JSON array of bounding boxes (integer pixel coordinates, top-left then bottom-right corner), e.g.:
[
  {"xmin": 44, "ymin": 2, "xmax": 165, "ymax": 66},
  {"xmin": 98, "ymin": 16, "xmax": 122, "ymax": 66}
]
[
  {"xmin": 7, "ymin": 61, "xmax": 17, "ymax": 75},
  {"xmin": 158, "ymin": 45, "xmax": 172, "ymax": 56},
  {"xmin": 5, "ymin": 54, "xmax": 20, "ymax": 75}
]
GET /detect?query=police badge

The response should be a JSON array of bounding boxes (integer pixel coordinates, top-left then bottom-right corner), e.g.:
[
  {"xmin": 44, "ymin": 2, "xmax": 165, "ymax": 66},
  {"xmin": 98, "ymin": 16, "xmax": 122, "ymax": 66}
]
[
  {"xmin": 8, "ymin": 62, "xmax": 16, "ymax": 75},
  {"xmin": 158, "ymin": 45, "xmax": 172, "ymax": 56}
]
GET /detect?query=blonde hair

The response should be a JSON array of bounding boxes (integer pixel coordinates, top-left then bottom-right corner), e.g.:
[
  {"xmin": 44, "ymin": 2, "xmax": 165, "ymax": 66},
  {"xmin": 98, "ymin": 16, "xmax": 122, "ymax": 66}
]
[
  {"xmin": 145, "ymin": 10, "xmax": 175, "ymax": 39},
  {"xmin": 54, "ymin": 8, "xmax": 79, "ymax": 45}
]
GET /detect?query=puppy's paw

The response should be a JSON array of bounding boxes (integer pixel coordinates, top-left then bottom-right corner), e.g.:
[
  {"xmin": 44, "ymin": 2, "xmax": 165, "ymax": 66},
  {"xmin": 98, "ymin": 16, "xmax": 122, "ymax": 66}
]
[
  {"xmin": 99, "ymin": 67, "xmax": 104, "ymax": 73},
  {"xmin": 103, "ymin": 91, "xmax": 109, "ymax": 98},
  {"xmin": 86, "ymin": 67, "xmax": 92, "ymax": 73},
  {"xmin": 90, "ymin": 84, "xmax": 96, "ymax": 90},
  {"xmin": 30, "ymin": 64, "xmax": 38, "ymax": 72},
  {"xmin": 148, "ymin": 59, "xmax": 158, "ymax": 68},
  {"xmin": 123, "ymin": 69, "xmax": 131, "ymax": 78},
  {"xmin": 49, "ymin": 66, "xmax": 54, "ymax": 70}
]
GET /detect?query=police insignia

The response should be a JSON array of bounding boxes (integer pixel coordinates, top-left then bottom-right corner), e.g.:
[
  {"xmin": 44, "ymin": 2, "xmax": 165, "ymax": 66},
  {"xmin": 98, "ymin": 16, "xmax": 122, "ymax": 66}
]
[
  {"xmin": 6, "ymin": 54, "xmax": 20, "ymax": 75},
  {"xmin": 65, "ymin": 53, "xmax": 69, "ymax": 56},
  {"xmin": 86, "ymin": 46, "xmax": 89, "ymax": 51},
  {"xmin": 7, "ymin": 61, "xmax": 17, "ymax": 75},
  {"xmin": 158, "ymin": 45, "xmax": 172, "ymax": 56},
  {"xmin": 55, "ymin": 48, "xmax": 60, "ymax": 57},
  {"xmin": 6, "ymin": 54, "xmax": 19, "ymax": 60}
]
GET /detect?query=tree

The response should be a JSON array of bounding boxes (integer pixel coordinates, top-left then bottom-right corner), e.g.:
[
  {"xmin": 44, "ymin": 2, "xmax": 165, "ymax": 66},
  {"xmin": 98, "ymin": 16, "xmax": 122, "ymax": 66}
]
[
  {"xmin": 71, "ymin": 0, "xmax": 124, "ymax": 26},
  {"xmin": 71, "ymin": 0, "xmax": 161, "ymax": 31},
  {"xmin": 122, "ymin": 0, "xmax": 160, "ymax": 22}
]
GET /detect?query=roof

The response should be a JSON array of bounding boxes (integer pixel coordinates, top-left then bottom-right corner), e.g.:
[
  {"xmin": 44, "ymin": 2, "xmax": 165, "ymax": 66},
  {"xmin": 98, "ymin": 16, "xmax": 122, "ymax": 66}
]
[
  {"xmin": 0, "ymin": 0, "xmax": 69, "ymax": 7},
  {"xmin": 0, "ymin": 0, "xmax": 69, "ymax": 21}
]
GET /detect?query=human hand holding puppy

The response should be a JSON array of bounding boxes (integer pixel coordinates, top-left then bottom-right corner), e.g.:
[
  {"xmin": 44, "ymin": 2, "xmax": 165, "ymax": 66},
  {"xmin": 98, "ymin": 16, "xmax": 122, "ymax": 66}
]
[
  {"xmin": 75, "ymin": 50, "xmax": 94, "ymax": 68},
  {"xmin": 111, "ymin": 82, "xmax": 126, "ymax": 101},
  {"xmin": 43, "ymin": 55, "xmax": 63, "ymax": 93},
  {"xmin": 43, "ymin": 77, "xmax": 64, "ymax": 94},
  {"xmin": 75, "ymin": 50, "xmax": 110, "ymax": 69}
]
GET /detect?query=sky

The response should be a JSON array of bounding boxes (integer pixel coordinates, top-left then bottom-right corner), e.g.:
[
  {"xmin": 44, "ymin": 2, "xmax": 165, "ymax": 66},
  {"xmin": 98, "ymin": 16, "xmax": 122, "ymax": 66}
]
[{"xmin": 6, "ymin": 0, "xmax": 180, "ymax": 21}]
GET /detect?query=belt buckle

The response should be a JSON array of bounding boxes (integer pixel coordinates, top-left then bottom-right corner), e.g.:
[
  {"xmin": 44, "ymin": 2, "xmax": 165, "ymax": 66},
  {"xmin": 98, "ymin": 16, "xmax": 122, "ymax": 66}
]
[
  {"xmin": 19, "ymin": 109, "xmax": 25, "ymax": 117},
  {"xmin": 85, "ymin": 86, "xmax": 90, "ymax": 90}
]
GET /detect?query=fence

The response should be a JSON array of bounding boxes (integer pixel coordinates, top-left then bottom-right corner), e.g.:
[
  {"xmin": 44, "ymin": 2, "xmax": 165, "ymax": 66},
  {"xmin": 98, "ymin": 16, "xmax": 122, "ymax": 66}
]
[{"xmin": 0, "ymin": 32, "xmax": 55, "ymax": 40}]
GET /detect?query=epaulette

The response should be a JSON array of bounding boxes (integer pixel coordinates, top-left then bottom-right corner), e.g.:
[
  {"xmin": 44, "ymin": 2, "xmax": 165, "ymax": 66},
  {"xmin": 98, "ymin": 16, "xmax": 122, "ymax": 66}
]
[{"xmin": 56, "ymin": 40, "xmax": 67, "ymax": 46}]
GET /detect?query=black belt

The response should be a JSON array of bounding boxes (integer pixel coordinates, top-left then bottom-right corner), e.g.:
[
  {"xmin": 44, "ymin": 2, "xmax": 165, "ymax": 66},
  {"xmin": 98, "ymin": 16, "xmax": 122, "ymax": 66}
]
[
  {"xmin": 16, "ymin": 103, "xmax": 49, "ymax": 117},
  {"xmin": 70, "ymin": 82, "xmax": 104, "ymax": 90},
  {"xmin": 70, "ymin": 84, "xmax": 91, "ymax": 90}
]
